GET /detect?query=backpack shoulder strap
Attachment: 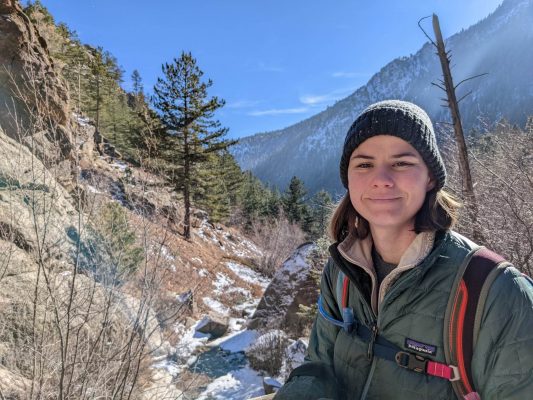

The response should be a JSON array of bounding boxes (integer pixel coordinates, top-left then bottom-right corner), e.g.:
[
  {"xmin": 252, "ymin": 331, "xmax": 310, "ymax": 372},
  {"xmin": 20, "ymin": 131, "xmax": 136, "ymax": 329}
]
[
  {"xmin": 335, "ymin": 268, "xmax": 346, "ymax": 314},
  {"xmin": 443, "ymin": 246, "xmax": 509, "ymax": 400}
]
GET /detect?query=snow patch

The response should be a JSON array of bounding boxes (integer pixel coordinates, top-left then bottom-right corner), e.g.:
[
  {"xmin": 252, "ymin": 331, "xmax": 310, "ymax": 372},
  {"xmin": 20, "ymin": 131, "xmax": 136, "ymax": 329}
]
[
  {"xmin": 198, "ymin": 268, "xmax": 208, "ymax": 277},
  {"xmin": 203, "ymin": 297, "xmax": 230, "ymax": 316},
  {"xmin": 213, "ymin": 272, "xmax": 235, "ymax": 294},
  {"xmin": 215, "ymin": 330, "xmax": 259, "ymax": 353},
  {"xmin": 226, "ymin": 261, "xmax": 270, "ymax": 288},
  {"xmin": 196, "ymin": 365, "xmax": 264, "ymax": 400}
]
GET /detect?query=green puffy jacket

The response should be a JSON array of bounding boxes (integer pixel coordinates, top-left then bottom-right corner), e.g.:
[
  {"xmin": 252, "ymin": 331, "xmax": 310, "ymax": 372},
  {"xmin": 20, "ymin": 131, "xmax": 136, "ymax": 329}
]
[{"xmin": 276, "ymin": 230, "xmax": 533, "ymax": 400}]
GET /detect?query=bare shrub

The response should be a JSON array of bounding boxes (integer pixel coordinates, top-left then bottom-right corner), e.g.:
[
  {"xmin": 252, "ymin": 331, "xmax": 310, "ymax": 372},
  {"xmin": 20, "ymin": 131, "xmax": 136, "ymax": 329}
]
[
  {"xmin": 249, "ymin": 213, "xmax": 306, "ymax": 277},
  {"xmin": 440, "ymin": 121, "xmax": 533, "ymax": 274},
  {"xmin": 0, "ymin": 63, "xmax": 186, "ymax": 399},
  {"xmin": 246, "ymin": 330, "xmax": 289, "ymax": 377}
]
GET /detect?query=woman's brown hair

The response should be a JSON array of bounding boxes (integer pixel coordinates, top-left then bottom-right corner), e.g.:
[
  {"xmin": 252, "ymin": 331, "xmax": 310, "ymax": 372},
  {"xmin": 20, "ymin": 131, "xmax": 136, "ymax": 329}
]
[{"xmin": 328, "ymin": 188, "xmax": 460, "ymax": 243}]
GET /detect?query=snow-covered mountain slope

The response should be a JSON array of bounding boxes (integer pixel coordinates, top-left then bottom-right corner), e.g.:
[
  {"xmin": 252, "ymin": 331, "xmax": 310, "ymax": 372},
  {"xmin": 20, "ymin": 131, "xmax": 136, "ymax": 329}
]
[{"xmin": 231, "ymin": 0, "xmax": 533, "ymax": 196}]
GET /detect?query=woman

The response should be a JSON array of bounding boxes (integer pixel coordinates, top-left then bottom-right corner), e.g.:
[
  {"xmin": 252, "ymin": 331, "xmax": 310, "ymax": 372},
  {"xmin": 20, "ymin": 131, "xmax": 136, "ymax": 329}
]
[{"xmin": 275, "ymin": 100, "xmax": 533, "ymax": 400}]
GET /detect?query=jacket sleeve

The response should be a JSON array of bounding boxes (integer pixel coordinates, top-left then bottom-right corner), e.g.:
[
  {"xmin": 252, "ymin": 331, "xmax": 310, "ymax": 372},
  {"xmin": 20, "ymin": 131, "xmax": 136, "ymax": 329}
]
[
  {"xmin": 305, "ymin": 258, "xmax": 342, "ymax": 365},
  {"xmin": 472, "ymin": 266, "xmax": 533, "ymax": 400}
]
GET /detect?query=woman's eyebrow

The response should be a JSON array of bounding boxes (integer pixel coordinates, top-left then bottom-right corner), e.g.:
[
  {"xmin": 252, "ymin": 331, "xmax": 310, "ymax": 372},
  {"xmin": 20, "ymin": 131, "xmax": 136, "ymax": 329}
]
[
  {"xmin": 391, "ymin": 152, "xmax": 418, "ymax": 158},
  {"xmin": 351, "ymin": 152, "xmax": 418, "ymax": 160},
  {"xmin": 350, "ymin": 154, "xmax": 373, "ymax": 160}
]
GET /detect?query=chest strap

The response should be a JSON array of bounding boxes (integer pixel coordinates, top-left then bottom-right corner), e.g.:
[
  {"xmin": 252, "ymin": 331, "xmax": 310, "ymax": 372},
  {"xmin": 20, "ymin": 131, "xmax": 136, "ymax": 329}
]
[{"xmin": 318, "ymin": 292, "xmax": 460, "ymax": 382}]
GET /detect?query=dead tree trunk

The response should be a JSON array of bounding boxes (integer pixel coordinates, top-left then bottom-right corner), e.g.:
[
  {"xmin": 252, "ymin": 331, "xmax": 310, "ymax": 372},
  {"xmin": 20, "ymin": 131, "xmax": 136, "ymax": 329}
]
[{"xmin": 432, "ymin": 14, "xmax": 484, "ymax": 242}]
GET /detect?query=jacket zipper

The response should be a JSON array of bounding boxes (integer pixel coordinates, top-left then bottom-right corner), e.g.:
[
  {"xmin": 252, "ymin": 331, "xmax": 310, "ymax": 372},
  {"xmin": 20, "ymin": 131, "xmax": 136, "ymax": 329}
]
[{"xmin": 329, "ymin": 246, "xmax": 380, "ymax": 400}]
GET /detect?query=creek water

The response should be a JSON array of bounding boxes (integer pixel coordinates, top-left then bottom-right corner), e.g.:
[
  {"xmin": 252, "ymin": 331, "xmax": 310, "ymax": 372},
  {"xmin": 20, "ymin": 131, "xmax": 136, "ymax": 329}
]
[{"xmin": 188, "ymin": 346, "xmax": 248, "ymax": 378}]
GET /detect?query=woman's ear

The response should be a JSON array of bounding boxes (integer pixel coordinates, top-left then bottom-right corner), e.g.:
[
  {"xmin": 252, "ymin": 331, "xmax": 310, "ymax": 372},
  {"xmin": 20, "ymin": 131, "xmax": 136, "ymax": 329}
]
[{"xmin": 426, "ymin": 176, "xmax": 436, "ymax": 191}]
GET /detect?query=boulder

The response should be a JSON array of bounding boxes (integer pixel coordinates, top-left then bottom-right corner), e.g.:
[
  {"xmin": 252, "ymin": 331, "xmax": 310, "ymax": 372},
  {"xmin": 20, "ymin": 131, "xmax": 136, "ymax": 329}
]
[
  {"xmin": 248, "ymin": 243, "xmax": 318, "ymax": 337},
  {"xmin": 263, "ymin": 377, "xmax": 283, "ymax": 395},
  {"xmin": 195, "ymin": 315, "xmax": 229, "ymax": 339}
]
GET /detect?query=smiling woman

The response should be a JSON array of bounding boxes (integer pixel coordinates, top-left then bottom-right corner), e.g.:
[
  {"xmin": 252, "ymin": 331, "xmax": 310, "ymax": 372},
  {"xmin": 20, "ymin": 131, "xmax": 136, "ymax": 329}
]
[
  {"xmin": 273, "ymin": 100, "xmax": 533, "ymax": 400},
  {"xmin": 347, "ymin": 136, "xmax": 435, "ymax": 252}
]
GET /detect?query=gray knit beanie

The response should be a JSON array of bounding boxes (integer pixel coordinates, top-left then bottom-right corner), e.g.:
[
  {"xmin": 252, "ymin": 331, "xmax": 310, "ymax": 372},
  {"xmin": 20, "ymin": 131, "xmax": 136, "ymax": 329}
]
[{"xmin": 339, "ymin": 100, "xmax": 446, "ymax": 190}]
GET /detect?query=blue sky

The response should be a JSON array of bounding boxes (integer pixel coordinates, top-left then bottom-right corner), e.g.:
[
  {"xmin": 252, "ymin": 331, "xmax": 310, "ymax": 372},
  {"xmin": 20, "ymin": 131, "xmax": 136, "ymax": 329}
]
[{"xmin": 39, "ymin": 0, "xmax": 503, "ymax": 139}]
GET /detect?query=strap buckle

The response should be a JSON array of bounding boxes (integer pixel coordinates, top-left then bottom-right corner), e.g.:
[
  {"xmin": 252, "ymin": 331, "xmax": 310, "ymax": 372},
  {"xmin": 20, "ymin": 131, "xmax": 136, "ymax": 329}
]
[
  {"xmin": 395, "ymin": 351, "xmax": 427, "ymax": 373},
  {"xmin": 449, "ymin": 365, "xmax": 460, "ymax": 382}
]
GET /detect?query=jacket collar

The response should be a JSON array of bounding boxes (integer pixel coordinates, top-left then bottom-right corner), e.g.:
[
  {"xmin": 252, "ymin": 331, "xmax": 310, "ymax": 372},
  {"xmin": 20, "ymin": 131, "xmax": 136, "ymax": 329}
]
[
  {"xmin": 337, "ymin": 230, "xmax": 436, "ymax": 313},
  {"xmin": 337, "ymin": 230, "xmax": 435, "ymax": 271}
]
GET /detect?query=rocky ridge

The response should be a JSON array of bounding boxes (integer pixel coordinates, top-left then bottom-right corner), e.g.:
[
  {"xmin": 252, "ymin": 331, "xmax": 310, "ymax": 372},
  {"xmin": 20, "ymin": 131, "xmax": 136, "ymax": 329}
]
[{"xmin": 231, "ymin": 0, "xmax": 533, "ymax": 195}]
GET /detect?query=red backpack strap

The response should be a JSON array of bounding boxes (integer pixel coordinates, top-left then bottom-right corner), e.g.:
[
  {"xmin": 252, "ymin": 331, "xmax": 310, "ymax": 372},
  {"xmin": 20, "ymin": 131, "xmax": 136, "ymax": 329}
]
[{"xmin": 444, "ymin": 247, "xmax": 509, "ymax": 400}]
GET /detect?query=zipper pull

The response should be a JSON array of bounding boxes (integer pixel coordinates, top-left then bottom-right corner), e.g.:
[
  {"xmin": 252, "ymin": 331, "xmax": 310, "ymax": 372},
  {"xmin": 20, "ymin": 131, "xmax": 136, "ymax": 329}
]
[{"xmin": 367, "ymin": 323, "xmax": 378, "ymax": 360}]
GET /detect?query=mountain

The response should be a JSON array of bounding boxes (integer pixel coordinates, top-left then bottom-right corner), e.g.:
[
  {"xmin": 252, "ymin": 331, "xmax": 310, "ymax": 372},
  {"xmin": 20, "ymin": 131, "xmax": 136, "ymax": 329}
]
[{"xmin": 231, "ymin": 0, "xmax": 533, "ymax": 196}]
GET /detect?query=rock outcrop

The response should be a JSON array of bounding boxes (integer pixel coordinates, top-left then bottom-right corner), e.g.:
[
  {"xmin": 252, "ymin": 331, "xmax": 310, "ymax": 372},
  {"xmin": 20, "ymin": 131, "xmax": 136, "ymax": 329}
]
[
  {"xmin": 0, "ymin": 0, "xmax": 98, "ymax": 192},
  {"xmin": 0, "ymin": 0, "xmax": 70, "ymax": 145},
  {"xmin": 248, "ymin": 243, "xmax": 318, "ymax": 336}
]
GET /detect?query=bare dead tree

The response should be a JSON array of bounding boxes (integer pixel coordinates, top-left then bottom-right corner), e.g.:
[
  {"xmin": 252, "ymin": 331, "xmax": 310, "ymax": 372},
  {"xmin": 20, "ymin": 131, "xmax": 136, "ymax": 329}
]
[{"xmin": 419, "ymin": 14, "xmax": 486, "ymax": 242}]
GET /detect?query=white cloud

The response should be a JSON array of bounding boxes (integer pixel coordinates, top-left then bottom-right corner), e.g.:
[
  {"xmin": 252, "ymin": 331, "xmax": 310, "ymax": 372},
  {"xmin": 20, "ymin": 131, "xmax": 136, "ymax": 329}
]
[
  {"xmin": 299, "ymin": 86, "xmax": 357, "ymax": 106},
  {"xmin": 248, "ymin": 107, "xmax": 308, "ymax": 116},
  {"xmin": 300, "ymin": 94, "xmax": 338, "ymax": 105},
  {"xmin": 257, "ymin": 61, "xmax": 284, "ymax": 72},
  {"xmin": 226, "ymin": 100, "xmax": 260, "ymax": 109},
  {"xmin": 332, "ymin": 71, "xmax": 369, "ymax": 78}
]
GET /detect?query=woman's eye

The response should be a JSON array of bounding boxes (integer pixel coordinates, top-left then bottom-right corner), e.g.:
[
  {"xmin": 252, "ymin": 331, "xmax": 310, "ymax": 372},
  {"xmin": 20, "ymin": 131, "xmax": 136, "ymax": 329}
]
[
  {"xmin": 355, "ymin": 163, "xmax": 372, "ymax": 169},
  {"xmin": 394, "ymin": 161, "xmax": 413, "ymax": 167}
]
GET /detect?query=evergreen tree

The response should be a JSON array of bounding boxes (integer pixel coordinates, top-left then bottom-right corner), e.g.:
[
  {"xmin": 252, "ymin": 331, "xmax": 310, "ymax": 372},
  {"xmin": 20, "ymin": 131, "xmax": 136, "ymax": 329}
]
[
  {"xmin": 264, "ymin": 185, "xmax": 282, "ymax": 218},
  {"xmin": 130, "ymin": 69, "xmax": 145, "ymax": 111},
  {"xmin": 94, "ymin": 202, "xmax": 144, "ymax": 280},
  {"xmin": 131, "ymin": 69, "xmax": 144, "ymax": 96},
  {"xmin": 282, "ymin": 176, "xmax": 309, "ymax": 225},
  {"xmin": 193, "ymin": 150, "xmax": 243, "ymax": 223},
  {"xmin": 152, "ymin": 52, "xmax": 236, "ymax": 239},
  {"xmin": 239, "ymin": 171, "xmax": 264, "ymax": 227},
  {"xmin": 309, "ymin": 190, "xmax": 333, "ymax": 239}
]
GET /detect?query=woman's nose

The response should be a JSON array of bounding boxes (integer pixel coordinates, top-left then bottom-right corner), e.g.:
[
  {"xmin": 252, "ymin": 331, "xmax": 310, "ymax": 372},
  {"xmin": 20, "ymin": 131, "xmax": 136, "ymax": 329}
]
[{"xmin": 371, "ymin": 167, "xmax": 394, "ymax": 187}]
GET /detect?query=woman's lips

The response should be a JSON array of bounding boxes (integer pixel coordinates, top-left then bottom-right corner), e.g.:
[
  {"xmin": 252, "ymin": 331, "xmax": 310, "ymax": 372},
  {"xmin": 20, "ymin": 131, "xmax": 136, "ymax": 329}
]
[{"xmin": 367, "ymin": 197, "xmax": 401, "ymax": 202}]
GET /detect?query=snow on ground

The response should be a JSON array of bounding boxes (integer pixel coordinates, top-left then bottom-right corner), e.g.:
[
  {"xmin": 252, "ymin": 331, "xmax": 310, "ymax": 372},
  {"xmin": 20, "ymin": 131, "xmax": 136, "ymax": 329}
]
[
  {"xmin": 213, "ymin": 272, "xmax": 235, "ymax": 294},
  {"xmin": 156, "ymin": 257, "xmax": 277, "ymax": 399},
  {"xmin": 159, "ymin": 245, "xmax": 175, "ymax": 261},
  {"xmin": 227, "ymin": 317, "xmax": 246, "ymax": 333},
  {"xmin": 212, "ymin": 329, "xmax": 259, "ymax": 353},
  {"xmin": 203, "ymin": 297, "xmax": 230, "ymax": 316},
  {"xmin": 233, "ymin": 298, "xmax": 260, "ymax": 318},
  {"xmin": 230, "ymin": 235, "xmax": 262, "ymax": 257},
  {"xmin": 198, "ymin": 268, "xmax": 208, "ymax": 277},
  {"xmin": 196, "ymin": 365, "xmax": 264, "ymax": 400},
  {"xmin": 154, "ymin": 320, "xmax": 212, "ymax": 376},
  {"xmin": 74, "ymin": 112, "xmax": 90, "ymax": 126},
  {"xmin": 226, "ymin": 261, "xmax": 270, "ymax": 288},
  {"xmin": 85, "ymin": 184, "xmax": 102, "ymax": 194},
  {"xmin": 110, "ymin": 160, "xmax": 129, "ymax": 172}
]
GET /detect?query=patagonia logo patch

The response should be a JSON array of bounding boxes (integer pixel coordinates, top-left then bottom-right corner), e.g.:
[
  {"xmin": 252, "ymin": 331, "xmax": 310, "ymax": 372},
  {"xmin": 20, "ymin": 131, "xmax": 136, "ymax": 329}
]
[{"xmin": 405, "ymin": 338, "xmax": 437, "ymax": 356}]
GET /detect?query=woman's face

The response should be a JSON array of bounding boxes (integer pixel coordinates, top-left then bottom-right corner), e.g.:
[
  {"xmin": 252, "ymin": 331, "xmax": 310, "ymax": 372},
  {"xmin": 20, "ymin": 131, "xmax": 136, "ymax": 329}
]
[{"xmin": 347, "ymin": 135, "xmax": 435, "ymax": 232}]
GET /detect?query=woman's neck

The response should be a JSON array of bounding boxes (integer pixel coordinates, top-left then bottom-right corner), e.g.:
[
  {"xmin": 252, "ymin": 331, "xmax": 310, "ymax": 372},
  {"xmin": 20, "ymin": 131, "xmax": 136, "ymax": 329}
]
[{"xmin": 370, "ymin": 225, "xmax": 418, "ymax": 265}]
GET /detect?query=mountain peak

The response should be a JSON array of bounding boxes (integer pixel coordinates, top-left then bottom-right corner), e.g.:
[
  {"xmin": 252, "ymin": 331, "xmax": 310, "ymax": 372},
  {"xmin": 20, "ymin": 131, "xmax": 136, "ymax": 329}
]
[{"xmin": 231, "ymin": 0, "xmax": 533, "ymax": 195}]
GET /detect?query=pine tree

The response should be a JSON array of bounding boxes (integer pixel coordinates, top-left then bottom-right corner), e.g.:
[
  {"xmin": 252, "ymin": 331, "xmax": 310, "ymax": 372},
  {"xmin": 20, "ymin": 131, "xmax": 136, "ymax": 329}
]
[
  {"xmin": 264, "ymin": 185, "xmax": 282, "ymax": 218},
  {"xmin": 94, "ymin": 202, "xmax": 144, "ymax": 281},
  {"xmin": 309, "ymin": 190, "xmax": 333, "ymax": 239},
  {"xmin": 152, "ymin": 52, "xmax": 236, "ymax": 239},
  {"xmin": 130, "ymin": 69, "xmax": 145, "ymax": 111},
  {"xmin": 282, "ymin": 176, "xmax": 309, "ymax": 225},
  {"xmin": 239, "ymin": 171, "xmax": 264, "ymax": 227}
]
